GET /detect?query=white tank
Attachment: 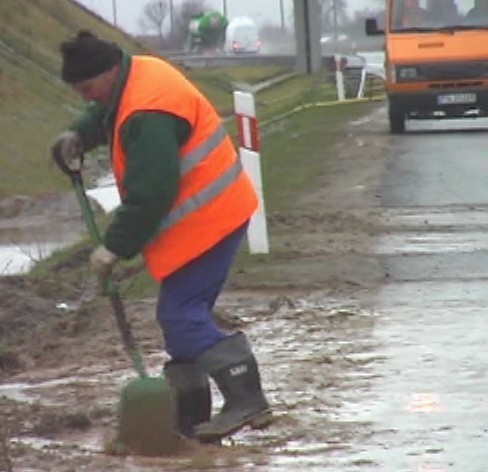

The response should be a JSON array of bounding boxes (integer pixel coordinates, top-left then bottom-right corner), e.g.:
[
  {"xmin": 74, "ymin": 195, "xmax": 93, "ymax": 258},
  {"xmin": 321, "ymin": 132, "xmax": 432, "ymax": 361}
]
[{"xmin": 224, "ymin": 16, "xmax": 261, "ymax": 54}]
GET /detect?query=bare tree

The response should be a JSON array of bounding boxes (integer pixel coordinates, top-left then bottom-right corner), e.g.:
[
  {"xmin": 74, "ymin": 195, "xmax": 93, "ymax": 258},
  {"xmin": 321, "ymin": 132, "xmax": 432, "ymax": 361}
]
[
  {"xmin": 168, "ymin": 0, "xmax": 208, "ymax": 50},
  {"xmin": 141, "ymin": 0, "xmax": 169, "ymax": 47},
  {"xmin": 141, "ymin": 0, "xmax": 210, "ymax": 51},
  {"xmin": 177, "ymin": 0, "xmax": 208, "ymax": 31}
]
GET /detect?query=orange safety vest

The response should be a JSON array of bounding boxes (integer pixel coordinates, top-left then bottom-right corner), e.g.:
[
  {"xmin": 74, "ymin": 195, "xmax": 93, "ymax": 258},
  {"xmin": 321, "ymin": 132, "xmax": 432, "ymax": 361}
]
[{"xmin": 112, "ymin": 55, "xmax": 258, "ymax": 280}]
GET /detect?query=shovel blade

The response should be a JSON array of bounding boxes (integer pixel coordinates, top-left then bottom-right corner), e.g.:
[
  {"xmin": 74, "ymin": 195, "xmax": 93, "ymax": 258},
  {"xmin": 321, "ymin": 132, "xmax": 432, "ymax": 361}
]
[{"xmin": 116, "ymin": 376, "xmax": 179, "ymax": 456}]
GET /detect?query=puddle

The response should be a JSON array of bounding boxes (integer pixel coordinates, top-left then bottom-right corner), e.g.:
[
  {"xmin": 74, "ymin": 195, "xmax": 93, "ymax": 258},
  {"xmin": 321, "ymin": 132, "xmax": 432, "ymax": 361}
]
[
  {"xmin": 0, "ymin": 216, "xmax": 84, "ymax": 274},
  {"xmin": 376, "ymin": 231, "xmax": 488, "ymax": 254},
  {"xmin": 0, "ymin": 382, "xmax": 40, "ymax": 403},
  {"xmin": 0, "ymin": 242, "xmax": 65, "ymax": 275},
  {"xmin": 376, "ymin": 207, "xmax": 488, "ymax": 255},
  {"xmin": 0, "ymin": 175, "xmax": 119, "ymax": 275}
]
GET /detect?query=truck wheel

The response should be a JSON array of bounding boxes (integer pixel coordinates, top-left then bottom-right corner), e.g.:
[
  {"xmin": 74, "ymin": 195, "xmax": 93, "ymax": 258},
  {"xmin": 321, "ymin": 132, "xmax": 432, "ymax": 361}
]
[{"xmin": 389, "ymin": 107, "xmax": 405, "ymax": 134}]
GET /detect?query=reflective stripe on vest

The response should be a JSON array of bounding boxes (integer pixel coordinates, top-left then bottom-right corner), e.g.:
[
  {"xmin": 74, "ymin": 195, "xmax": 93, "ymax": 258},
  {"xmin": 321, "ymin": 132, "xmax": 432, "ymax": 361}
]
[
  {"xmin": 158, "ymin": 157, "xmax": 243, "ymax": 231},
  {"xmin": 181, "ymin": 123, "xmax": 227, "ymax": 175}
]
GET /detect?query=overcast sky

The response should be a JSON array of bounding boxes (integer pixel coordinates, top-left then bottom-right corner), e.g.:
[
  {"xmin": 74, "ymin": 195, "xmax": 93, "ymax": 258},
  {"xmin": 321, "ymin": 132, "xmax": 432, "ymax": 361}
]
[{"xmin": 77, "ymin": 0, "xmax": 371, "ymax": 34}]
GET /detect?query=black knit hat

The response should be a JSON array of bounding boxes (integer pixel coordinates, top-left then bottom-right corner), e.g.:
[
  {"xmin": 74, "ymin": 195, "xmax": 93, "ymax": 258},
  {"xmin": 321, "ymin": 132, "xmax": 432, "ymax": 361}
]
[{"xmin": 60, "ymin": 30, "xmax": 122, "ymax": 83}]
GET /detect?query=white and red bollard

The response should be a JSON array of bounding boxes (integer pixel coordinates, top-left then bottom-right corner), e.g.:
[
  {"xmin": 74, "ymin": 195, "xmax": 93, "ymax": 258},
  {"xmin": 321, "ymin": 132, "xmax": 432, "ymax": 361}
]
[
  {"xmin": 233, "ymin": 90, "xmax": 269, "ymax": 254},
  {"xmin": 335, "ymin": 54, "xmax": 346, "ymax": 101}
]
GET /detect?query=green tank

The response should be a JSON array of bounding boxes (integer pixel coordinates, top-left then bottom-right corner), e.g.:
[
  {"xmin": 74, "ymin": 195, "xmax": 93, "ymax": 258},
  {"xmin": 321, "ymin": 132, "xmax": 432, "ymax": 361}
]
[{"xmin": 187, "ymin": 11, "xmax": 228, "ymax": 53}]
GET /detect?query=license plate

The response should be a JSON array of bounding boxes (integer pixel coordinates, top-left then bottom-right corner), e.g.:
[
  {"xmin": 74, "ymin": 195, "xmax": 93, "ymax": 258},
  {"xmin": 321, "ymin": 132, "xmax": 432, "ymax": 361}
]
[{"xmin": 437, "ymin": 93, "xmax": 477, "ymax": 105}]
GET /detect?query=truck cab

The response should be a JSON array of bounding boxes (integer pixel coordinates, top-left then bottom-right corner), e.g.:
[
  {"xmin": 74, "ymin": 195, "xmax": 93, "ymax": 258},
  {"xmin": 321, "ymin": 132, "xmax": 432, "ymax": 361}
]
[{"xmin": 366, "ymin": 0, "xmax": 488, "ymax": 133}]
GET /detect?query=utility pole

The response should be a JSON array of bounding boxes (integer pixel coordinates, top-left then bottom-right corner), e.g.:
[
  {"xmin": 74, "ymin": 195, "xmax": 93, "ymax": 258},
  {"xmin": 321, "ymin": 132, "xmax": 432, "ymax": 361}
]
[
  {"xmin": 169, "ymin": 0, "xmax": 173, "ymax": 34},
  {"xmin": 222, "ymin": 0, "xmax": 227, "ymax": 17},
  {"xmin": 332, "ymin": 0, "xmax": 338, "ymax": 52},
  {"xmin": 112, "ymin": 0, "xmax": 117, "ymax": 27},
  {"xmin": 280, "ymin": 0, "xmax": 285, "ymax": 30},
  {"xmin": 294, "ymin": 0, "xmax": 321, "ymax": 74}
]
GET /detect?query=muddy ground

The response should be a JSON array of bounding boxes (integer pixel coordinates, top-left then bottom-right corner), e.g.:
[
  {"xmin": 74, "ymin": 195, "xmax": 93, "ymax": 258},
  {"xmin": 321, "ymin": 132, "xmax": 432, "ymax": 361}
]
[{"xmin": 0, "ymin": 103, "xmax": 393, "ymax": 471}]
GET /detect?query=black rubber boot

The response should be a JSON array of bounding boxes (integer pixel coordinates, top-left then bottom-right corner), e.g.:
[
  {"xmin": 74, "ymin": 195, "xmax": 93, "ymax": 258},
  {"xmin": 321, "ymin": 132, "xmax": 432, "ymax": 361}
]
[
  {"xmin": 164, "ymin": 360, "xmax": 211, "ymax": 438},
  {"xmin": 194, "ymin": 332, "xmax": 273, "ymax": 443}
]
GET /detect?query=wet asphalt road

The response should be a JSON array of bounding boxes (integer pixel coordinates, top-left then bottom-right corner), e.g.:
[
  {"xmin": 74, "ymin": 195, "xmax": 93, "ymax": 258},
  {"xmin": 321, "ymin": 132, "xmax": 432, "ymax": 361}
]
[
  {"xmin": 365, "ymin": 115, "xmax": 488, "ymax": 471},
  {"xmin": 216, "ymin": 113, "xmax": 488, "ymax": 472}
]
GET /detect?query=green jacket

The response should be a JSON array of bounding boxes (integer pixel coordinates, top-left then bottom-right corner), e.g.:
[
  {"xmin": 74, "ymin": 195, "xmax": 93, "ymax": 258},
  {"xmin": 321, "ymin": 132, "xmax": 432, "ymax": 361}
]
[{"xmin": 71, "ymin": 53, "xmax": 191, "ymax": 259}]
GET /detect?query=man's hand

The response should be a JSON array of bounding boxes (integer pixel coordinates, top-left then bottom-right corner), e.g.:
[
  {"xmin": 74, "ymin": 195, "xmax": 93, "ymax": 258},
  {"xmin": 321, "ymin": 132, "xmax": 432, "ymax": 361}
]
[
  {"xmin": 51, "ymin": 130, "xmax": 83, "ymax": 172},
  {"xmin": 90, "ymin": 246, "xmax": 118, "ymax": 290}
]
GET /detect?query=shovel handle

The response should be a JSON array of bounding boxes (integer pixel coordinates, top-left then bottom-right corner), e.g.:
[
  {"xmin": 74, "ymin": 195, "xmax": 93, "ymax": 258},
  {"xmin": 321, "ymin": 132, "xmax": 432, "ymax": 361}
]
[{"xmin": 69, "ymin": 171, "xmax": 147, "ymax": 378}]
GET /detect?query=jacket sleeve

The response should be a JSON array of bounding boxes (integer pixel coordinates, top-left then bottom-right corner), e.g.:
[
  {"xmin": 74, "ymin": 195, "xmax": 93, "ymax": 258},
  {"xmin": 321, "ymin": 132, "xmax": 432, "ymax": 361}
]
[{"xmin": 103, "ymin": 111, "xmax": 191, "ymax": 259}]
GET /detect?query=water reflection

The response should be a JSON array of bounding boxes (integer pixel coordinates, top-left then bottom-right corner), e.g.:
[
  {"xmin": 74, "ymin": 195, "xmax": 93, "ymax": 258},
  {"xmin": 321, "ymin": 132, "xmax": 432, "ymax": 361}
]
[{"xmin": 0, "ymin": 242, "xmax": 65, "ymax": 275}]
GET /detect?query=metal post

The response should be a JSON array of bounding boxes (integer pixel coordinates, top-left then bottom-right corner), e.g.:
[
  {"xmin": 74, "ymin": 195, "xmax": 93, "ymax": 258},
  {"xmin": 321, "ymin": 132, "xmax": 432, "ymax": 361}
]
[
  {"xmin": 333, "ymin": 0, "xmax": 338, "ymax": 53},
  {"xmin": 280, "ymin": 0, "xmax": 285, "ymax": 30},
  {"xmin": 294, "ymin": 0, "xmax": 321, "ymax": 74},
  {"xmin": 112, "ymin": 0, "xmax": 117, "ymax": 27}
]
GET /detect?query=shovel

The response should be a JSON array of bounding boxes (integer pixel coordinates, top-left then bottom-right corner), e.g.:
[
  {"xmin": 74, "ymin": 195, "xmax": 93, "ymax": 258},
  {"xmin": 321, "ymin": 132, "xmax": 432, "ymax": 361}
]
[{"xmin": 54, "ymin": 153, "xmax": 178, "ymax": 456}]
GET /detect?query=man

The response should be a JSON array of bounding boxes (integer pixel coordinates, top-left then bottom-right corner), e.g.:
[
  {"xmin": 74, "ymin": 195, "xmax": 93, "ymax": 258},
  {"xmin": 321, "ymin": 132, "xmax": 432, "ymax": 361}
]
[
  {"xmin": 51, "ymin": 30, "xmax": 272, "ymax": 443},
  {"xmin": 426, "ymin": 0, "xmax": 460, "ymax": 23},
  {"xmin": 393, "ymin": 0, "xmax": 427, "ymax": 27}
]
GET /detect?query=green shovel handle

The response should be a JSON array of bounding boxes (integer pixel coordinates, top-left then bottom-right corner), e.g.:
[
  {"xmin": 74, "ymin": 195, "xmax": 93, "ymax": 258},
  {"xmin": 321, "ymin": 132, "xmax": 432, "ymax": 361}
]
[{"xmin": 69, "ymin": 171, "xmax": 147, "ymax": 379}]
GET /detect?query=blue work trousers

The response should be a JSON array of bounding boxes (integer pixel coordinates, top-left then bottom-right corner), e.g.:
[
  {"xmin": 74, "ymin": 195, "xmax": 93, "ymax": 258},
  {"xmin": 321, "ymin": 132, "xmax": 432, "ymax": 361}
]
[{"xmin": 156, "ymin": 222, "xmax": 248, "ymax": 361}]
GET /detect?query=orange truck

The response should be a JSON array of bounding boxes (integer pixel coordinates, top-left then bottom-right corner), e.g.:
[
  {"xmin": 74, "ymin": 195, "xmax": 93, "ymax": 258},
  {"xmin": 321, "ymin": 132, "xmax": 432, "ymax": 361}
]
[{"xmin": 366, "ymin": 0, "xmax": 488, "ymax": 133}]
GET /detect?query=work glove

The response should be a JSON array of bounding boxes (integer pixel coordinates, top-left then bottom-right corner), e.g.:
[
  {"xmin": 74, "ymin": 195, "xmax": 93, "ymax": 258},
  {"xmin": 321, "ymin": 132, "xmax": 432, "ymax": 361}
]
[
  {"xmin": 90, "ymin": 245, "xmax": 118, "ymax": 291},
  {"xmin": 51, "ymin": 130, "xmax": 83, "ymax": 173}
]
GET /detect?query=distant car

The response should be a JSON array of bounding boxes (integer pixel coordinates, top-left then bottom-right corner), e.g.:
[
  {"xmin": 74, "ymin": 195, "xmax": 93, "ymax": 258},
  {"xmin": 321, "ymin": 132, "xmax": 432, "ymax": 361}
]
[{"xmin": 225, "ymin": 16, "xmax": 261, "ymax": 54}]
